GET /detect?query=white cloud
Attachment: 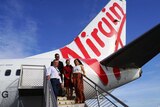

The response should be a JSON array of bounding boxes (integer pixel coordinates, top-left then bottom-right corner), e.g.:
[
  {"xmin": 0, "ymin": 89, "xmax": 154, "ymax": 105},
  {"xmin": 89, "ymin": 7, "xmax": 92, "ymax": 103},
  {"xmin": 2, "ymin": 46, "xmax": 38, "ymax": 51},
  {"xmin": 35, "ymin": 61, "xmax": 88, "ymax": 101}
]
[{"xmin": 0, "ymin": 0, "xmax": 39, "ymax": 58}]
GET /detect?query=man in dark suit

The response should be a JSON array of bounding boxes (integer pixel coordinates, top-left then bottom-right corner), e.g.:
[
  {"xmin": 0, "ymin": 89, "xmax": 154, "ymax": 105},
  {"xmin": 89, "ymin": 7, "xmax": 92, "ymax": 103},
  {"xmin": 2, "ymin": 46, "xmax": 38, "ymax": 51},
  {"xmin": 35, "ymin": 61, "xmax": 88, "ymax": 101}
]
[{"xmin": 55, "ymin": 53, "xmax": 64, "ymax": 82}]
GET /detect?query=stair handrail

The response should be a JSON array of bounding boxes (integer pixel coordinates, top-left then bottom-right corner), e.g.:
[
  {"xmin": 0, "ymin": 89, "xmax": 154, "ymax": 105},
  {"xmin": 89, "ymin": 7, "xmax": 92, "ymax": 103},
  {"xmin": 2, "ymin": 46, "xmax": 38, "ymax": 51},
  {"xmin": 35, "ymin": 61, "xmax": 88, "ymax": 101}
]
[
  {"xmin": 83, "ymin": 75, "xmax": 128, "ymax": 107},
  {"xmin": 44, "ymin": 68, "xmax": 58, "ymax": 107},
  {"xmin": 84, "ymin": 78, "xmax": 117, "ymax": 107}
]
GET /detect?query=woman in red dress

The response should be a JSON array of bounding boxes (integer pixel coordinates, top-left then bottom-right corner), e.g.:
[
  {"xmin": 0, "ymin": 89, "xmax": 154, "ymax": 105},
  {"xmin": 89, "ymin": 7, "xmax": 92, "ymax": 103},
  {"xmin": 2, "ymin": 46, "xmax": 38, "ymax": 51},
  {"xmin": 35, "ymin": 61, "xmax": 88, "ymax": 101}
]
[{"xmin": 63, "ymin": 59, "xmax": 73, "ymax": 99}]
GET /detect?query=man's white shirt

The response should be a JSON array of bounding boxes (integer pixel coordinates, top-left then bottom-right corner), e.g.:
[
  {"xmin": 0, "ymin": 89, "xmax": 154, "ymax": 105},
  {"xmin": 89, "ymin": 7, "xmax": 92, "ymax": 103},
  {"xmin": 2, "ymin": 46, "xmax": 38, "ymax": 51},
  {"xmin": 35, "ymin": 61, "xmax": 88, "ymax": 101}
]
[{"xmin": 47, "ymin": 66, "xmax": 62, "ymax": 83}]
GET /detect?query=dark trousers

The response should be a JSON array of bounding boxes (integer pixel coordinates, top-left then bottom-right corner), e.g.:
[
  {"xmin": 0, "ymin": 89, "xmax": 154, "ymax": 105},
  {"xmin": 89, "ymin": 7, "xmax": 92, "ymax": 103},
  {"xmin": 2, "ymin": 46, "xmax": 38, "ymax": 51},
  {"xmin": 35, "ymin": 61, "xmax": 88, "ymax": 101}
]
[{"xmin": 50, "ymin": 78, "xmax": 60, "ymax": 99}]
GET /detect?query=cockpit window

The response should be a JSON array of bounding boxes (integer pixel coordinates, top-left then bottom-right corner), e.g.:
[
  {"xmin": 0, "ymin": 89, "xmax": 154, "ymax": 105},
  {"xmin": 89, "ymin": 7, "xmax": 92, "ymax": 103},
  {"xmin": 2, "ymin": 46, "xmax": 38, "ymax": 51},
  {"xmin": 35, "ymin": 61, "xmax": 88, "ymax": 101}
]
[
  {"xmin": 16, "ymin": 69, "xmax": 21, "ymax": 76},
  {"xmin": 5, "ymin": 70, "xmax": 11, "ymax": 76}
]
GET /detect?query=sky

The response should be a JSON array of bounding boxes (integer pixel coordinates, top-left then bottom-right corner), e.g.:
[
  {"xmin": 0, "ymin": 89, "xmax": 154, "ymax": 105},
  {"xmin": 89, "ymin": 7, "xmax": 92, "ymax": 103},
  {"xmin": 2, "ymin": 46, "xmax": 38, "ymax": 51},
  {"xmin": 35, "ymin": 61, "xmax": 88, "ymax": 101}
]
[{"xmin": 0, "ymin": 0, "xmax": 160, "ymax": 106}]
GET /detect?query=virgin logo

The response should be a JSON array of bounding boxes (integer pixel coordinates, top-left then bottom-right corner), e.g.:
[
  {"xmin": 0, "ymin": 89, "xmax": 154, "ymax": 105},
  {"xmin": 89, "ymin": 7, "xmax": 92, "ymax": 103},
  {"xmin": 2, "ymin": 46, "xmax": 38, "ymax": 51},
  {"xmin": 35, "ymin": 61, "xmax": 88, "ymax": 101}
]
[{"xmin": 60, "ymin": 2, "xmax": 126, "ymax": 85}]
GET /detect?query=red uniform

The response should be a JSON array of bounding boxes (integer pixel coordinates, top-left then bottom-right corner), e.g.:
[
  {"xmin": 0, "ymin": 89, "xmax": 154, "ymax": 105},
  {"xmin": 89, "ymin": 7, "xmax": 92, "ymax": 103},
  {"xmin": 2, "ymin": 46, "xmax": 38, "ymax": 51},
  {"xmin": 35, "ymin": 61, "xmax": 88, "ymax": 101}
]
[{"xmin": 63, "ymin": 65, "xmax": 73, "ymax": 88}]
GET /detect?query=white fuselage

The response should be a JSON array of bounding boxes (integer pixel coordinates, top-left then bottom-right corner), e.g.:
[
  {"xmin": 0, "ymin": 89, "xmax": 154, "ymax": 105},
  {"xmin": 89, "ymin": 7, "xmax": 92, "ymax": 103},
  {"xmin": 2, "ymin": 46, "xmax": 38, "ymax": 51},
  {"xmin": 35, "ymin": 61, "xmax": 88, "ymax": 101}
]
[{"xmin": 0, "ymin": 58, "xmax": 141, "ymax": 107}]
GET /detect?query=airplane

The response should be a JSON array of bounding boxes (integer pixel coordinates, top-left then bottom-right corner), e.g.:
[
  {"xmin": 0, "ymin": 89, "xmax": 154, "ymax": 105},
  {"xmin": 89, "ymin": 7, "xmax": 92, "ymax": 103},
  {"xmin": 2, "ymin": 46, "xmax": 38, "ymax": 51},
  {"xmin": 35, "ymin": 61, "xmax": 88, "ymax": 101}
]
[{"xmin": 0, "ymin": 0, "xmax": 160, "ymax": 106}]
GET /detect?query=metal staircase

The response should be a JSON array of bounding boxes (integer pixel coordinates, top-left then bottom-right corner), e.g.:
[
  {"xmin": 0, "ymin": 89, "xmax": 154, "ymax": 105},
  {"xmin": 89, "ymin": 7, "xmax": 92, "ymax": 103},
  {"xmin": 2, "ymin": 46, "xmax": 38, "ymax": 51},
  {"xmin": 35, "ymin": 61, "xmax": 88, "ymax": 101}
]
[
  {"xmin": 44, "ymin": 78, "xmax": 57, "ymax": 107},
  {"xmin": 83, "ymin": 76, "xmax": 128, "ymax": 107},
  {"xmin": 18, "ymin": 65, "xmax": 57, "ymax": 107},
  {"xmin": 57, "ymin": 96, "xmax": 85, "ymax": 107},
  {"xmin": 16, "ymin": 64, "xmax": 128, "ymax": 107},
  {"xmin": 56, "ymin": 76, "xmax": 128, "ymax": 107},
  {"xmin": 18, "ymin": 65, "xmax": 46, "ymax": 107}
]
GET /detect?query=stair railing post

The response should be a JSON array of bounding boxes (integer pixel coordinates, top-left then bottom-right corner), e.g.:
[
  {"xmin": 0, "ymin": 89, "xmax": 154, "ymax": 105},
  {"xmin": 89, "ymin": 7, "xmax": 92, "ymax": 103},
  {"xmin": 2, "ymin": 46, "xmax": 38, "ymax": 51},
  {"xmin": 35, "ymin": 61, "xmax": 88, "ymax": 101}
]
[{"xmin": 95, "ymin": 85, "xmax": 100, "ymax": 107}]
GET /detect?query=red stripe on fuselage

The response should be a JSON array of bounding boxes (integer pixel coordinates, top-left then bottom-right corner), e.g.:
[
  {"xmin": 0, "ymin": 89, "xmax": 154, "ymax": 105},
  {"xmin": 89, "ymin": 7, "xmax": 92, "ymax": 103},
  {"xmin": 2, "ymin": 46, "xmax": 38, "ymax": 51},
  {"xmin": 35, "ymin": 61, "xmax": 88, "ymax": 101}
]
[
  {"xmin": 60, "ymin": 46, "xmax": 108, "ymax": 85},
  {"xmin": 75, "ymin": 37, "xmax": 91, "ymax": 58},
  {"xmin": 113, "ymin": 67, "xmax": 121, "ymax": 80},
  {"xmin": 82, "ymin": 59, "xmax": 108, "ymax": 85}
]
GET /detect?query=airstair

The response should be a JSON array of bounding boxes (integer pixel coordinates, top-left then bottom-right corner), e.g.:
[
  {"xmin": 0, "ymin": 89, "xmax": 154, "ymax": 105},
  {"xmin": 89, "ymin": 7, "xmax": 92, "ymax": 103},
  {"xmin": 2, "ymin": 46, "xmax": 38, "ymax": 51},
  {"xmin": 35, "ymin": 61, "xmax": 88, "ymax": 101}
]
[
  {"xmin": 56, "ymin": 76, "xmax": 128, "ymax": 107},
  {"xmin": 18, "ymin": 65, "xmax": 57, "ymax": 107},
  {"xmin": 17, "ymin": 65, "xmax": 128, "ymax": 107},
  {"xmin": 83, "ymin": 76, "xmax": 128, "ymax": 107}
]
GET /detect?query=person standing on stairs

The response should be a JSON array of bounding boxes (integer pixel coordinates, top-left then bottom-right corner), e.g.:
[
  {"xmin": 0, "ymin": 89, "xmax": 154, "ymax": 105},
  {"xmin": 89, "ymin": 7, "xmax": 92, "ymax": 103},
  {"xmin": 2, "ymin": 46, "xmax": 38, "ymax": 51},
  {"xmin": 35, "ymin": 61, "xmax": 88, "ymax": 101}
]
[
  {"xmin": 54, "ymin": 53, "xmax": 64, "ymax": 82},
  {"xmin": 63, "ymin": 59, "xmax": 73, "ymax": 100},
  {"xmin": 72, "ymin": 59, "xmax": 86, "ymax": 103},
  {"xmin": 47, "ymin": 59, "xmax": 63, "ymax": 99}
]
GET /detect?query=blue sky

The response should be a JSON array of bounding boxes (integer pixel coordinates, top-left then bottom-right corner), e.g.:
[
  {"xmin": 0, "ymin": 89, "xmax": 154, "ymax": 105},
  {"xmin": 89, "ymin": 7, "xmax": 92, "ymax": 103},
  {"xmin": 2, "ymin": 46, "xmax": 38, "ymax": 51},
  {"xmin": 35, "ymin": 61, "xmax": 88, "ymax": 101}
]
[{"xmin": 0, "ymin": 0, "xmax": 160, "ymax": 106}]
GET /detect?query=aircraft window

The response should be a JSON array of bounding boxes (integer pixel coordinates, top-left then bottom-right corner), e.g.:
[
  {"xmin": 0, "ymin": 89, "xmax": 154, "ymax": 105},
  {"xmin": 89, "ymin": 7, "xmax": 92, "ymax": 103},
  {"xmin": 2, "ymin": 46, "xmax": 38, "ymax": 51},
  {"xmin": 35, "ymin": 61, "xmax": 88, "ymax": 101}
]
[
  {"xmin": 16, "ymin": 69, "xmax": 21, "ymax": 76},
  {"xmin": 5, "ymin": 70, "xmax": 11, "ymax": 76}
]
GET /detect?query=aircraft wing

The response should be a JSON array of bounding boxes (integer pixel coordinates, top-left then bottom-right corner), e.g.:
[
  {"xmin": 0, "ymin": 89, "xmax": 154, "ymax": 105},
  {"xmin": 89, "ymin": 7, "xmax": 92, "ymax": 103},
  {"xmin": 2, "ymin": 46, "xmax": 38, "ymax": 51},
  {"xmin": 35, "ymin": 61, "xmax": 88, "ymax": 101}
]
[{"xmin": 100, "ymin": 24, "xmax": 160, "ymax": 68}]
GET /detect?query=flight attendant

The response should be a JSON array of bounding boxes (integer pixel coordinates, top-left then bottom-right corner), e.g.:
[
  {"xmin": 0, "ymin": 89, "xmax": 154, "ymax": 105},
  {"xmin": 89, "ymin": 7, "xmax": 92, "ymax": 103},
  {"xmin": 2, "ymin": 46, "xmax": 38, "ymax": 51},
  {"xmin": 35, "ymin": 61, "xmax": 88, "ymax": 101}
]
[{"xmin": 63, "ymin": 59, "xmax": 73, "ymax": 99}]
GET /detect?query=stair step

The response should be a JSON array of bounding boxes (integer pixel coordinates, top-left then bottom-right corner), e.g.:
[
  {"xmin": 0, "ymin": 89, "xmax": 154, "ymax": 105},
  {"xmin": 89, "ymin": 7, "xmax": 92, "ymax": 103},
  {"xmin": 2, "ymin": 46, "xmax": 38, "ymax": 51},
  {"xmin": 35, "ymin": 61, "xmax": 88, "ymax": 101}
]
[
  {"xmin": 58, "ymin": 97, "xmax": 67, "ymax": 101},
  {"xmin": 58, "ymin": 103, "xmax": 85, "ymax": 107},
  {"xmin": 58, "ymin": 100, "xmax": 75, "ymax": 105},
  {"xmin": 58, "ymin": 96, "xmax": 76, "ymax": 100}
]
